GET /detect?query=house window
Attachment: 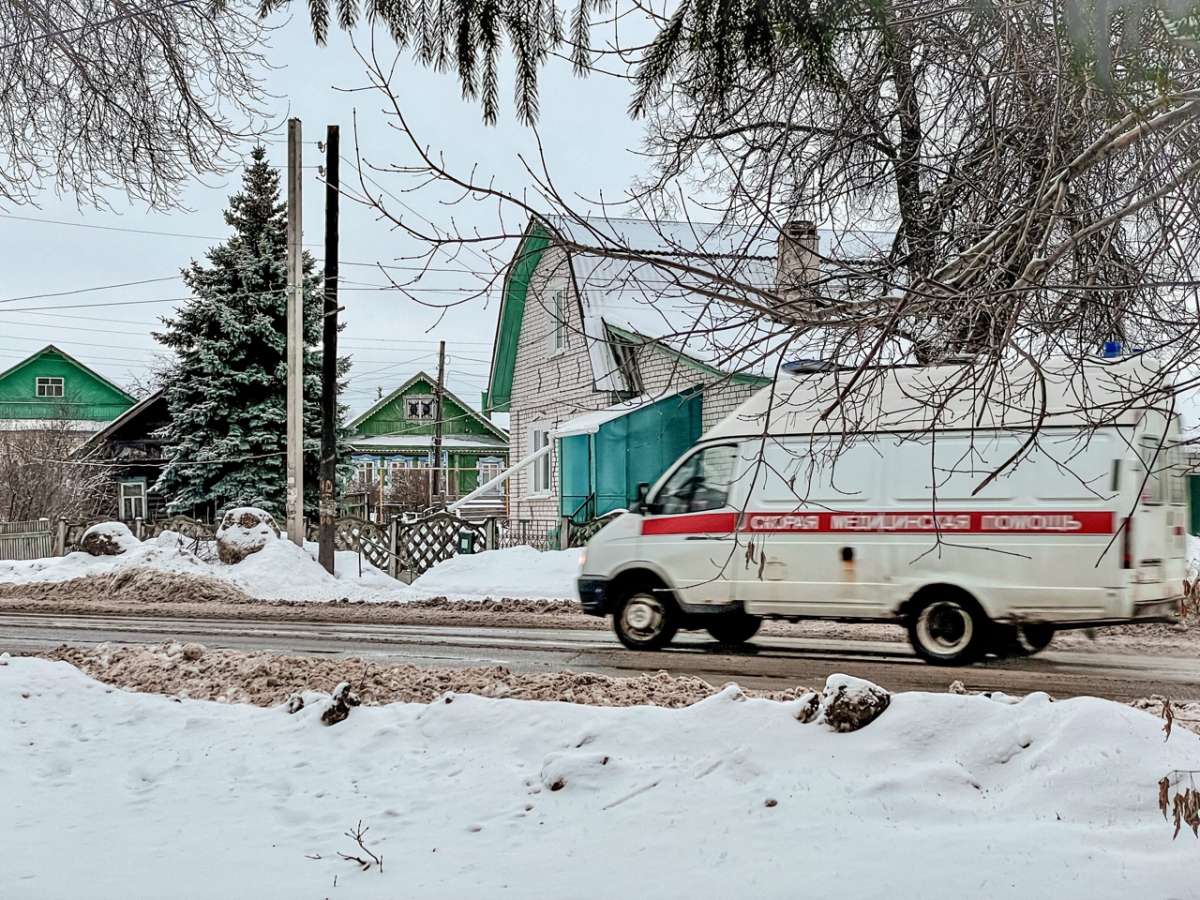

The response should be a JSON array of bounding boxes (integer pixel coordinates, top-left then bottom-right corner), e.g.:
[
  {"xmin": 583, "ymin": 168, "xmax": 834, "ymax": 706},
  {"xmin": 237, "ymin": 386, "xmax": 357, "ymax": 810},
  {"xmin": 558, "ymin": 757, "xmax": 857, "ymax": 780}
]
[
  {"xmin": 117, "ymin": 479, "xmax": 147, "ymax": 521},
  {"xmin": 479, "ymin": 457, "xmax": 503, "ymax": 495},
  {"xmin": 356, "ymin": 460, "xmax": 376, "ymax": 483},
  {"xmin": 530, "ymin": 426, "xmax": 552, "ymax": 494},
  {"xmin": 406, "ymin": 396, "xmax": 436, "ymax": 420},
  {"xmin": 36, "ymin": 377, "xmax": 64, "ymax": 398},
  {"xmin": 548, "ymin": 290, "xmax": 566, "ymax": 355}
]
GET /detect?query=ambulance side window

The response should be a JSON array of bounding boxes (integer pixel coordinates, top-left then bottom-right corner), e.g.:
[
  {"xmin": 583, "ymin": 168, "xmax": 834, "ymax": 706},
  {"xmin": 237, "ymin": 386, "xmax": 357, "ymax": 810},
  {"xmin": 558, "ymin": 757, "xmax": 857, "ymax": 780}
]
[{"xmin": 654, "ymin": 444, "xmax": 738, "ymax": 515}]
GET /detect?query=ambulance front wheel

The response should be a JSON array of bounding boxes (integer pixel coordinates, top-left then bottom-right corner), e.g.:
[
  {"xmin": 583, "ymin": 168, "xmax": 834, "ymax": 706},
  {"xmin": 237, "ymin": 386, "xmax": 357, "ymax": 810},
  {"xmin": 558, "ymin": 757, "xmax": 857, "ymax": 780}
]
[
  {"xmin": 907, "ymin": 590, "xmax": 990, "ymax": 666},
  {"xmin": 614, "ymin": 591, "xmax": 679, "ymax": 650}
]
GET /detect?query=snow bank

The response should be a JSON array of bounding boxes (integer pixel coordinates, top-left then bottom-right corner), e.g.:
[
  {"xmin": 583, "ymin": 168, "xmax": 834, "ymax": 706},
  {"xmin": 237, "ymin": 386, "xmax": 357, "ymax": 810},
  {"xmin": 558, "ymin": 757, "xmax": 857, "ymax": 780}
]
[
  {"xmin": 409, "ymin": 546, "xmax": 581, "ymax": 600},
  {"xmin": 0, "ymin": 531, "xmax": 415, "ymax": 603},
  {"xmin": 0, "ymin": 538, "xmax": 580, "ymax": 603},
  {"xmin": 2, "ymin": 657, "xmax": 1197, "ymax": 899}
]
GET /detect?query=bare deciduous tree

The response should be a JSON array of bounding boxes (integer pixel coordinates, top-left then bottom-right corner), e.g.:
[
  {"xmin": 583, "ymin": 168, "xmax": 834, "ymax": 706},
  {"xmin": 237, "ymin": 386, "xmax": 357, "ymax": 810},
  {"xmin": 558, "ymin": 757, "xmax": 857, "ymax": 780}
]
[
  {"xmin": 0, "ymin": 419, "xmax": 105, "ymax": 521},
  {"xmin": 1, "ymin": 0, "xmax": 272, "ymax": 207}
]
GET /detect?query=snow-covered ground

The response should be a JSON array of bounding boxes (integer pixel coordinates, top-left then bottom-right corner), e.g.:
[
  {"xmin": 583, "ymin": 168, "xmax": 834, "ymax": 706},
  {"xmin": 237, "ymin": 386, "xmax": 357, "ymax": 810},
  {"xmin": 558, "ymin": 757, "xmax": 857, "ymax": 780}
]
[
  {"xmin": 2, "ymin": 655, "xmax": 1197, "ymax": 899},
  {"xmin": 407, "ymin": 545, "xmax": 581, "ymax": 600},
  {"xmin": 0, "ymin": 533, "xmax": 581, "ymax": 602}
]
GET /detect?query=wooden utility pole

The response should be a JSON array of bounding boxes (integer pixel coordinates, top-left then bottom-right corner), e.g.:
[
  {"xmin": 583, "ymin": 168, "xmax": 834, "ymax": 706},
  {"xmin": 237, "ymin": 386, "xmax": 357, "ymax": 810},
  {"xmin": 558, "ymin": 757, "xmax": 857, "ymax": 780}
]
[
  {"xmin": 431, "ymin": 340, "xmax": 446, "ymax": 503},
  {"xmin": 285, "ymin": 118, "xmax": 305, "ymax": 547},
  {"xmin": 318, "ymin": 124, "xmax": 340, "ymax": 574}
]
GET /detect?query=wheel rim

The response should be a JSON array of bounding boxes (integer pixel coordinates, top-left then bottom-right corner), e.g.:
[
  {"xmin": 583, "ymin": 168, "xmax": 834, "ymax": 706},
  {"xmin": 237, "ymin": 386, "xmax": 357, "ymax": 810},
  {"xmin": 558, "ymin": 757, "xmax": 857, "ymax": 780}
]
[
  {"xmin": 916, "ymin": 601, "xmax": 973, "ymax": 655},
  {"xmin": 621, "ymin": 594, "xmax": 666, "ymax": 641}
]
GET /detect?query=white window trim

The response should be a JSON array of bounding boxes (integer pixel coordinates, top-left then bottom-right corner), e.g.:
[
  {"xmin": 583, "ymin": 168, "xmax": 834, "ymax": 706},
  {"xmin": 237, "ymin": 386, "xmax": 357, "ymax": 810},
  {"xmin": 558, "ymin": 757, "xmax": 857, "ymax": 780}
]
[
  {"xmin": 35, "ymin": 376, "xmax": 64, "ymax": 398},
  {"xmin": 527, "ymin": 423, "xmax": 554, "ymax": 497},
  {"xmin": 117, "ymin": 479, "xmax": 147, "ymax": 520},
  {"xmin": 548, "ymin": 289, "xmax": 566, "ymax": 357}
]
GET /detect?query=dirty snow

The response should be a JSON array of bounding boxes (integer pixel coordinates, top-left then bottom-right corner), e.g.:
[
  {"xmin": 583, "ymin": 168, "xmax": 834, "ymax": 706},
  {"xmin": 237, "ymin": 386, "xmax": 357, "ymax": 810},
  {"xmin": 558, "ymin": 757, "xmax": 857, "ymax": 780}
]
[
  {"xmin": 0, "ymin": 539, "xmax": 580, "ymax": 603},
  {"xmin": 0, "ymin": 531, "xmax": 411, "ymax": 602},
  {"xmin": 3, "ymin": 655, "xmax": 1199, "ymax": 899},
  {"xmin": 41, "ymin": 641, "xmax": 810, "ymax": 708}
]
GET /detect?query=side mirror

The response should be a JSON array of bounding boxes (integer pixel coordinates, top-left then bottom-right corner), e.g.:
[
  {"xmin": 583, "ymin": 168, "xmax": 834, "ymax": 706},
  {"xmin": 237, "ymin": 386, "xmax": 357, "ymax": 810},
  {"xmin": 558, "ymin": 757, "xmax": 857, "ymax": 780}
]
[{"xmin": 636, "ymin": 482, "xmax": 651, "ymax": 515}]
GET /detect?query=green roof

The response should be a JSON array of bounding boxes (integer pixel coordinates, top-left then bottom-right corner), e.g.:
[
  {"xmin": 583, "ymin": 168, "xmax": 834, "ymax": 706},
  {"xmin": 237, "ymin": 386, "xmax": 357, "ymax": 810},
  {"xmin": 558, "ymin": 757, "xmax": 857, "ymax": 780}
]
[{"xmin": 0, "ymin": 345, "xmax": 136, "ymax": 422}]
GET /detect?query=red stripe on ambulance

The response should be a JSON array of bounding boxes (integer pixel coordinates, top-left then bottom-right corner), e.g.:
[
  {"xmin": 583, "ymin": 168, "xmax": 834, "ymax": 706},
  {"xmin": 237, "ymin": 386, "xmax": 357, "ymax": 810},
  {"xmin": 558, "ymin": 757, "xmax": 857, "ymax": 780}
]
[
  {"xmin": 742, "ymin": 511, "xmax": 1115, "ymax": 534},
  {"xmin": 640, "ymin": 512, "xmax": 738, "ymax": 535}
]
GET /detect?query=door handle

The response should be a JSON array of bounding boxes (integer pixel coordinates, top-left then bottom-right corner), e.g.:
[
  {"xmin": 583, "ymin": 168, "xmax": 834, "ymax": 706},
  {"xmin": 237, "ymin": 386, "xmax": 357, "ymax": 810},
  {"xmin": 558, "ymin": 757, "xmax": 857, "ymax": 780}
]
[{"xmin": 685, "ymin": 535, "xmax": 721, "ymax": 541}]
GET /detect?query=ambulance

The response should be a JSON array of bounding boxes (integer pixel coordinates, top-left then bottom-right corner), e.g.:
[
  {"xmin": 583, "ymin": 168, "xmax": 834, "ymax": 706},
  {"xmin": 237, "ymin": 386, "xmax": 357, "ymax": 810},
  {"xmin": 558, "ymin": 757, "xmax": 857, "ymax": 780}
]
[{"xmin": 576, "ymin": 356, "xmax": 1187, "ymax": 665}]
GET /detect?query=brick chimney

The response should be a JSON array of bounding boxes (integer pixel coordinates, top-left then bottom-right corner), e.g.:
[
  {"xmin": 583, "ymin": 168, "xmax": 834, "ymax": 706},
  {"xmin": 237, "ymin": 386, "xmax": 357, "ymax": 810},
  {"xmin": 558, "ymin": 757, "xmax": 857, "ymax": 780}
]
[{"xmin": 776, "ymin": 220, "xmax": 819, "ymax": 311}]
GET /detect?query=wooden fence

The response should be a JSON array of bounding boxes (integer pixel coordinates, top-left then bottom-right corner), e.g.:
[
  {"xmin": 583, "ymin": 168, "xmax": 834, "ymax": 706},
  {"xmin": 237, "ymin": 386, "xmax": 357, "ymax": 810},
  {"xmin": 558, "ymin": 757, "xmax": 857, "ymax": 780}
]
[{"xmin": 0, "ymin": 519, "xmax": 53, "ymax": 561}]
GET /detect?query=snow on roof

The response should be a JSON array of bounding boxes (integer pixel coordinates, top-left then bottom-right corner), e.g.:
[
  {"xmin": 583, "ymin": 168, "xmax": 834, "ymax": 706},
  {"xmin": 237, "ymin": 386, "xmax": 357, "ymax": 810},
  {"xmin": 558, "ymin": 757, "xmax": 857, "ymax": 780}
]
[
  {"xmin": 544, "ymin": 216, "xmax": 893, "ymax": 389},
  {"xmin": 350, "ymin": 433, "xmax": 508, "ymax": 453},
  {"xmin": 704, "ymin": 355, "xmax": 1175, "ymax": 440},
  {"xmin": 551, "ymin": 389, "xmax": 686, "ymax": 438}
]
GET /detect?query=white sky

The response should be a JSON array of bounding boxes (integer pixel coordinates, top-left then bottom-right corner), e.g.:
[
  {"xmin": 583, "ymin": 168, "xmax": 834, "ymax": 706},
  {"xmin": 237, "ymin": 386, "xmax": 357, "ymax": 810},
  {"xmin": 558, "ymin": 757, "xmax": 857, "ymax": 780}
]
[{"xmin": 0, "ymin": 15, "xmax": 647, "ymax": 416}]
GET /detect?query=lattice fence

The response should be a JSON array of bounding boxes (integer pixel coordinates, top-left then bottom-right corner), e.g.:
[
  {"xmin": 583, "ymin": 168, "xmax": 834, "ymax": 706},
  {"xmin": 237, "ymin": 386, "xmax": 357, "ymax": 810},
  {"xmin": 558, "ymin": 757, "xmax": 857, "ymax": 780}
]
[
  {"xmin": 307, "ymin": 517, "xmax": 392, "ymax": 573},
  {"xmin": 396, "ymin": 513, "xmax": 490, "ymax": 576}
]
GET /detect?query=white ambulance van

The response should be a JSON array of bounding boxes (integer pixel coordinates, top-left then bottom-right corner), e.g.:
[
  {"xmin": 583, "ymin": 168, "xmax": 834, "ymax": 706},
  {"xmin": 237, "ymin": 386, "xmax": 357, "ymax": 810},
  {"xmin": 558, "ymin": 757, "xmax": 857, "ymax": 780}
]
[{"xmin": 576, "ymin": 357, "xmax": 1187, "ymax": 665}]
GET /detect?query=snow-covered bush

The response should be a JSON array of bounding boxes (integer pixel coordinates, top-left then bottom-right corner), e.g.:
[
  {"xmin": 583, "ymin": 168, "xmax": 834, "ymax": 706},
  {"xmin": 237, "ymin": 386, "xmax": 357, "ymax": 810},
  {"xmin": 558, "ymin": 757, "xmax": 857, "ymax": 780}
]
[
  {"xmin": 80, "ymin": 522, "xmax": 140, "ymax": 557},
  {"xmin": 215, "ymin": 507, "xmax": 280, "ymax": 565}
]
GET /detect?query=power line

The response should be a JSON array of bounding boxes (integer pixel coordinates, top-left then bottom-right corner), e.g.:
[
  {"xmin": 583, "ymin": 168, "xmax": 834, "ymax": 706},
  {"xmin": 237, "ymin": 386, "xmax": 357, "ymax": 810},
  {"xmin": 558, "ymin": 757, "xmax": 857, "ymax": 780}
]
[
  {"xmin": 0, "ymin": 213, "xmax": 492, "ymax": 275},
  {"xmin": 0, "ymin": 276, "xmax": 181, "ymax": 305}
]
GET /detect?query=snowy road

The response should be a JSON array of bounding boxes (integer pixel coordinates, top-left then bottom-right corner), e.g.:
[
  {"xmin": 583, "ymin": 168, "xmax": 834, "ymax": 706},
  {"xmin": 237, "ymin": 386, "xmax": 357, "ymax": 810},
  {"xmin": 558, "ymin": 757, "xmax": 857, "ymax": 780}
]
[{"xmin": 2, "ymin": 610, "xmax": 1197, "ymax": 701}]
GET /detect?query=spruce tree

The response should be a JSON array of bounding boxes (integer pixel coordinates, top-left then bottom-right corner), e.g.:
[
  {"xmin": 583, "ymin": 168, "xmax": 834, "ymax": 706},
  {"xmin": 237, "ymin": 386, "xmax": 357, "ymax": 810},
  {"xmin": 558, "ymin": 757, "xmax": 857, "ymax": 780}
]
[{"xmin": 154, "ymin": 146, "xmax": 351, "ymax": 520}]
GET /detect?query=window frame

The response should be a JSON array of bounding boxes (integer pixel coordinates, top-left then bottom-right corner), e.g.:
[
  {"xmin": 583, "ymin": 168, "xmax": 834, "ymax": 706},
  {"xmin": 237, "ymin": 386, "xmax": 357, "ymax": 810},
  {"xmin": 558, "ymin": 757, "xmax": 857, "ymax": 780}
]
[
  {"xmin": 117, "ymin": 478, "xmax": 147, "ymax": 521},
  {"xmin": 405, "ymin": 395, "xmax": 436, "ymax": 421},
  {"xmin": 529, "ymin": 425, "xmax": 553, "ymax": 495},
  {"xmin": 548, "ymin": 289, "xmax": 566, "ymax": 356},
  {"xmin": 35, "ymin": 376, "xmax": 64, "ymax": 398}
]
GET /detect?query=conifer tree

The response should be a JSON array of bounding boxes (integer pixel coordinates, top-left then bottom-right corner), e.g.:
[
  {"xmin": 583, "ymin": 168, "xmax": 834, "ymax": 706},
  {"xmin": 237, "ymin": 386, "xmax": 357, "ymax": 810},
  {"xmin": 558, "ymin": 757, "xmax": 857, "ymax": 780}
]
[{"xmin": 154, "ymin": 146, "xmax": 351, "ymax": 520}]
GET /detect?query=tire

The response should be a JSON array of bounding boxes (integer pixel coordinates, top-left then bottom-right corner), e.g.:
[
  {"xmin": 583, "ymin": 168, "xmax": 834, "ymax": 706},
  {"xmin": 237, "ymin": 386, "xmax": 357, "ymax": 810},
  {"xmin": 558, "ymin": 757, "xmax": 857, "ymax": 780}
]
[
  {"xmin": 705, "ymin": 612, "xmax": 762, "ymax": 646},
  {"xmin": 907, "ymin": 591, "xmax": 991, "ymax": 666},
  {"xmin": 991, "ymin": 624, "xmax": 1056, "ymax": 658},
  {"xmin": 613, "ymin": 590, "xmax": 679, "ymax": 651}
]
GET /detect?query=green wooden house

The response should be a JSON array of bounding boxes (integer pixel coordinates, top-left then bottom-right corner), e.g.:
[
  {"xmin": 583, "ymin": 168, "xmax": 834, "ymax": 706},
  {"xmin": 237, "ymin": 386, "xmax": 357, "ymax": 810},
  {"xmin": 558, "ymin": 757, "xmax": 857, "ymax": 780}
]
[
  {"xmin": 0, "ymin": 345, "xmax": 135, "ymax": 431},
  {"xmin": 349, "ymin": 372, "xmax": 509, "ymax": 517}
]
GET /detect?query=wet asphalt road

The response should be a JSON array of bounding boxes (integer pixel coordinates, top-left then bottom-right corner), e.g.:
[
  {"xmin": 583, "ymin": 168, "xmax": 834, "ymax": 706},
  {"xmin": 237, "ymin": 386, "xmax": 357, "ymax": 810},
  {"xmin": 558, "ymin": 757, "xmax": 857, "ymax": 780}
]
[{"xmin": 1, "ymin": 610, "xmax": 1197, "ymax": 701}]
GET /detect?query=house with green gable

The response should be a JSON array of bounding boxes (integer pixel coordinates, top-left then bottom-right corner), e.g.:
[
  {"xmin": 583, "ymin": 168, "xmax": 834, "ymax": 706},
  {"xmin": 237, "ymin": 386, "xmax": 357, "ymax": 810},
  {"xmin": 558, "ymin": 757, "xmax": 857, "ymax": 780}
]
[
  {"xmin": 349, "ymin": 371, "xmax": 509, "ymax": 517},
  {"xmin": 0, "ymin": 345, "xmax": 136, "ymax": 433}
]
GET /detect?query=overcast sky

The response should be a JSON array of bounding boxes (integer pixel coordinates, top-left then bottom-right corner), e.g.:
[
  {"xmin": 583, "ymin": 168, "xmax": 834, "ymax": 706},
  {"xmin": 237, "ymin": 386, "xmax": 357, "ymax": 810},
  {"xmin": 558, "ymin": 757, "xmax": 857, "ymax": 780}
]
[{"xmin": 0, "ymin": 15, "xmax": 648, "ymax": 416}]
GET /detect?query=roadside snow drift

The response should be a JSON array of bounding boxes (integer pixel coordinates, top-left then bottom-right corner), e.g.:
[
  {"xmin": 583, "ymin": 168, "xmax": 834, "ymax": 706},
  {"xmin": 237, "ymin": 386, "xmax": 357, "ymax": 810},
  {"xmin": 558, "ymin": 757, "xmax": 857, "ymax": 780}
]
[
  {"xmin": 3, "ymin": 657, "xmax": 1199, "ymax": 900},
  {"xmin": 0, "ymin": 538, "xmax": 580, "ymax": 603}
]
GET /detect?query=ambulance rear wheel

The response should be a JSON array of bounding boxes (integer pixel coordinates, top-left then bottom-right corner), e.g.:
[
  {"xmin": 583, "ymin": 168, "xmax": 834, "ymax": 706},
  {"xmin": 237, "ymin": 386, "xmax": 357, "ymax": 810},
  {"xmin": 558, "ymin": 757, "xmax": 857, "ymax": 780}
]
[
  {"xmin": 614, "ymin": 591, "xmax": 679, "ymax": 651},
  {"xmin": 992, "ymin": 624, "xmax": 1056, "ymax": 658},
  {"xmin": 908, "ymin": 592, "xmax": 989, "ymax": 666},
  {"xmin": 705, "ymin": 612, "xmax": 762, "ymax": 646}
]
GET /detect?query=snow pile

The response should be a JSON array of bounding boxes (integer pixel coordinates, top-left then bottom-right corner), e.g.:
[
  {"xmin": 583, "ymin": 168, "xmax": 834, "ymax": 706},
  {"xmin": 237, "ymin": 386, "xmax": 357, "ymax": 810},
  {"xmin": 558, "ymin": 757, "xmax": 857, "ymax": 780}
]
[
  {"xmin": 0, "ymin": 531, "xmax": 414, "ymax": 603},
  {"xmin": 79, "ymin": 521, "xmax": 140, "ymax": 556},
  {"xmin": 3, "ymin": 657, "xmax": 1199, "ymax": 899},
  {"xmin": 42, "ymin": 641, "xmax": 810, "ymax": 708},
  {"xmin": 0, "ymin": 539, "xmax": 581, "ymax": 604},
  {"xmin": 214, "ymin": 506, "xmax": 279, "ymax": 564},
  {"xmin": 409, "ymin": 546, "xmax": 581, "ymax": 600}
]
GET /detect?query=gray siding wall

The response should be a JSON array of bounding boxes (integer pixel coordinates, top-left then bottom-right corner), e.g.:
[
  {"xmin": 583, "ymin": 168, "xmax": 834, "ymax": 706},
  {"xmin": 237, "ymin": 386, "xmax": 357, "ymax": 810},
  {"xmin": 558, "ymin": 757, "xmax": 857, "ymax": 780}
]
[{"xmin": 506, "ymin": 244, "xmax": 766, "ymax": 520}]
